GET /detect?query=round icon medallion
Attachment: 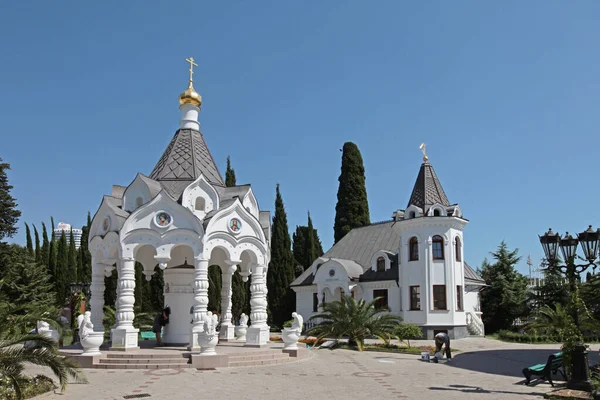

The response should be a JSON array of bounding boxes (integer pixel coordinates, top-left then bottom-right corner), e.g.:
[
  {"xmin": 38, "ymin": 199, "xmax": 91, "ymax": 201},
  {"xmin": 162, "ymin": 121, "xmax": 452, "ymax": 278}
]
[
  {"xmin": 102, "ymin": 216, "xmax": 111, "ymax": 233},
  {"xmin": 228, "ymin": 218, "xmax": 242, "ymax": 233},
  {"xmin": 329, "ymin": 269, "xmax": 335, "ymax": 277},
  {"xmin": 155, "ymin": 212, "xmax": 172, "ymax": 227}
]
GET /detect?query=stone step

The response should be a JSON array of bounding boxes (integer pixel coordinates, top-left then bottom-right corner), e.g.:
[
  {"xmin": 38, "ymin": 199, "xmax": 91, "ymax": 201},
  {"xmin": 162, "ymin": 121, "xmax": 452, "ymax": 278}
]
[
  {"xmin": 228, "ymin": 356, "xmax": 292, "ymax": 368},
  {"xmin": 228, "ymin": 352, "xmax": 291, "ymax": 362},
  {"xmin": 94, "ymin": 362, "xmax": 192, "ymax": 370},
  {"xmin": 105, "ymin": 353, "xmax": 187, "ymax": 359},
  {"xmin": 99, "ymin": 358, "xmax": 189, "ymax": 364}
]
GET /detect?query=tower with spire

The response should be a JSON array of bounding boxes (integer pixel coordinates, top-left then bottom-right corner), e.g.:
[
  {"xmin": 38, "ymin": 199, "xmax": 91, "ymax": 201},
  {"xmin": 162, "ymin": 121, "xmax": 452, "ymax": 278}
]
[
  {"xmin": 291, "ymin": 143, "xmax": 485, "ymax": 340},
  {"xmin": 86, "ymin": 58, "xmax": 272, "ymax": 354}
]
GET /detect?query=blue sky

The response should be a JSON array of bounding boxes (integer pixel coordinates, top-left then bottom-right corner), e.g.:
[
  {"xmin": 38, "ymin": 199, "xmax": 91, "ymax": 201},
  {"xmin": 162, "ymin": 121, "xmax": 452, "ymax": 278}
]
[{"xmin": 1, "ymin": 1, "xmax": 599, "ymax": 276}]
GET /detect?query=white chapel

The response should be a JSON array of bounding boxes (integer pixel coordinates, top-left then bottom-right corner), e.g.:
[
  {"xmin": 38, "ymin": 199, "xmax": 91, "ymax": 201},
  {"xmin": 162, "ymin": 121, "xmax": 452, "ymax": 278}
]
[
  {"xmin": 291, "ymin": 149, "xmax": 486, "ymax": 339},
  {"xmin": 86, "ymin": 58, "xmax": 272, "ymax": 351}
]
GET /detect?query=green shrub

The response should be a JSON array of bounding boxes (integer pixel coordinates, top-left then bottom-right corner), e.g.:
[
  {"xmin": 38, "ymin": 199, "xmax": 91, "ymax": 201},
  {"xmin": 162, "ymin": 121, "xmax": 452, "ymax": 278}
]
[{"xmin": 282, "ymin": 319, "xmax": 293, "ymax": 328}]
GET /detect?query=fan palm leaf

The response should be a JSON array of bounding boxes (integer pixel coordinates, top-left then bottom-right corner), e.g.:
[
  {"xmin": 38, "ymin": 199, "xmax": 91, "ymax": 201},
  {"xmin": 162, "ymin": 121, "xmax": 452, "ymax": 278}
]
[{"xmin": 307, "ymin": 295, "xmax": 402, "ymax": 351}]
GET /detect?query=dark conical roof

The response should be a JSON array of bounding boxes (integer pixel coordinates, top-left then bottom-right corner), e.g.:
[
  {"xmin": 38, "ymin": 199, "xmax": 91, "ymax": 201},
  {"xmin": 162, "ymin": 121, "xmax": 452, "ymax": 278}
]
[
  {"xmin": 407, "ymin": 162, "xmax": 450, "ymax": 210},
  {"xmin": 150, "ymin": 129, "xmax": 224, "ymax": 198}
]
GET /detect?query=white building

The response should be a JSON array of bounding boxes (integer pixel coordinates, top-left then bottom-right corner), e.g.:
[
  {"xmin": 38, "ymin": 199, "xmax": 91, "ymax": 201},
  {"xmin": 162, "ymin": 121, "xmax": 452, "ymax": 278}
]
[
  {"xmin": 291, "ymin": 154, "xmax": 486, "ymax": 339},
  {"xmin": 87, "ymin": 59, "xmax": 271, "ymax": 351},
  {"xmin": 53, "ymin": 222, "xmax": 83, "ymax": 249}
]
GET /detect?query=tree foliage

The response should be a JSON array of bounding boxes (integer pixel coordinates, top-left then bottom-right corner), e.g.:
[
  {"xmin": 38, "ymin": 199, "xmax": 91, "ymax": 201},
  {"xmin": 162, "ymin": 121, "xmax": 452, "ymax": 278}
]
[
  {"xmin": 333, "ymin": 142, "xmax": 370, "ymax": 244},
  {"xmin": 33, "ymin": 224, "xmax": 41, "ymax": 263},
  {"xmin": 207, "ymin": 265, "xmax": 222, "ymax": 313},
  {"xmin": 40, "ymin": 222, "xmax": 50, "ymax": 273},
  {"xmin": 67, "ymin": 230, "xmax": 77, "ymax": 282},
  {"xmin": 77, "ymin": 212, "xmax": 92, "ymax": 283},
  {"xmin": 0, "ymin": 158, "xmax": 21, "ymax": 241},
  {"xmin": 54, "ymin": 232, "xmax": 69, "ymax": 306},
  {"xmin": 307, "ymin": 295, "xmax": 402, "ymax": 351},
  {"xmin": 395, "ymin": 323, "xmax": 423, "ymax": 348},
  {"xmin": 292, "ymin": 213, "xmax": 324, "ymax": 275},
  {"xmin": 24, "ymin": 223, "xmax": 33, "ymax": 258},
  {"xmin": 267, "ymin": 184, "xmax": 296, "ymax": 327},
  {"xmin": 225, "ymin": 155, "xmax": 236, "ymax": 187},
  {"xmin": 479, "ymin": 242, "xmax": 530, "ymax": 333}
]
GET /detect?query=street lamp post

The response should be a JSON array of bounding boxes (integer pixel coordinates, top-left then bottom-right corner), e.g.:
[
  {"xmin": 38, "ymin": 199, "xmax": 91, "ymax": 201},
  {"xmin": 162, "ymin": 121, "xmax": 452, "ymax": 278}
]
[{"xmin": 539, "ymin": 226, "xmax": 600, "ymax": 392}]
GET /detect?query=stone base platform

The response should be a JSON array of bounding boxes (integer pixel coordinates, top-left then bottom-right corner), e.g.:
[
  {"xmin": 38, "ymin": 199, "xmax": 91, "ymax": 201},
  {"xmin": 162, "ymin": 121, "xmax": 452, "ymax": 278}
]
[{"xmin": 60, "ymin": 340, "xmax": 310, "ymax": 370}]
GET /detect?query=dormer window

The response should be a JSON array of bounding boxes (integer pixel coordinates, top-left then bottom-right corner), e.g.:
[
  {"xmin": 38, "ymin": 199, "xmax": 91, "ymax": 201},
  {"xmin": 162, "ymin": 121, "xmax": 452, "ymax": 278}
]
[
  {"xmin": 195, "ymin": 197, "xmax": 206, "ymax": 212},
  {"xmin": 409, "ymin": 237, "xmax": 419, "ymax": 261},
  {"xmin": 432, "ymin": 235, "xmax": 444, "ymax": 260},
  {"xmin": 376, "ymin": 256, "xmax": 385, "ymax": 272},
  {"xmin": 409, "ymin": 211, "xmax": 416, "ymax": 219},
  {"xmin": 433, "ymin": 209, "xmax": 441, "ymax": 217},
  {"xmin": 455, "ymin": 237, "xmax": 462, "ymax": 262}
]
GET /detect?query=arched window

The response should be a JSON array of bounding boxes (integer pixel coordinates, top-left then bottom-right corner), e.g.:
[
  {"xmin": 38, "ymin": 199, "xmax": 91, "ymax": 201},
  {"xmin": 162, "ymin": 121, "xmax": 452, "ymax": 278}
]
[
  {"xmin": 195, "ymin": 197, "xmax": 206, "ymax": 212},
  {"xmin": 433, "ymin": 209, "xmax": 441, "ymax": 217},
  {"xmin": 455, "ymin": 237, "xmax": 462, "ymax": 262},
  {"xmin": 432, "ymin": 235, "xmax": 444, "ymax": 260},
  {"xmin": 376, "ymin": 256, "xmax": 386, "ymax": 272},
  {"xmin": 409, "ymin": 211, "xmax": 416, "ymax": 219},
  {"xmin": 409, "ymin": 237, "xmax": 419, "ymax": 261}
]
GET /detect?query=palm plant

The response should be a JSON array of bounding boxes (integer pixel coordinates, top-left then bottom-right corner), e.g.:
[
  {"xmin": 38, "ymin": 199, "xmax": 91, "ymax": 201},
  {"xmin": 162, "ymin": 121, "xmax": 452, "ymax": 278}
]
[
  {"xmin": 526, "ymin": 303, "xmax": 600, "ymax": 337},
  {"xmin": 0, "ymin": 315, "xmax": 86, "ymax": 399},
  {"xmin": 307, "ymin": 295, "xmax": 402, "ymax": 351}
]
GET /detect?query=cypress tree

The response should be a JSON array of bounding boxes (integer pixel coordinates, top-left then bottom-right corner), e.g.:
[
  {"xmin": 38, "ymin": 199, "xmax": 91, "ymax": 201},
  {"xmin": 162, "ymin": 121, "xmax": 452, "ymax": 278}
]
[
  {"xmin": 207, "ymin": 265, "xmax": 222, "ymax": 313},
  {"xmin": 25, "ymin": 222, "xmax": 34, "ymax": 258},
  {"xmin": 78, "ymin": 211, "xmax": 92, "ymax": 283},
  {"xmin": 47, "ymin": 236, "xmax": 56, "ymax": 279},
  {"xmin": 292, "ymin": 226, "xmax": 307, "ymax": 272},
  {"xmin": 55, "ymin": 231, "xmax": 69, "ymax": 305},
  {"xmin": 306, "ymin": 211, "xmax": 317, "ymax": 269},
  {"xmin": 266, "ymin": 184, "xmax": 295, "ymax": 327},
  {"xmin": 148, "ymin": 266, "xmax": 164, "ymax": 311},
  {"xmin": 68, "ymin": 229, "xmax": 77, "ymax": 282},
  {"xmin": 0, "ymin": 158, "xmax": 21, "ymax": 240},
  {"xmin": 134, "ymin": 262, "xmax": 144, "ymax": 312},
  {"xmin": 333, "ymin": 142, "xmax": 370, "ymax": 244},
  {"xmin": 225, "ymin": 156, "xmax": 237, "ymax": 187},
  {"xmin": 50, "ymin": 216, "xmax": 55, "ymax": 233},
  {"xmin": 292, "ymin": 214, "xmax": 325, "ymax": 274},
  {"xmin": 231, "ymin": 269, "xmax": 246, "ymax": 323},
  {"xmin": 33, "ymin": 224, "xmax": 41, "ymax": 262},
  {"xmin": 41, "ymin": 222, "xmax": 50, "ymax": 268}
]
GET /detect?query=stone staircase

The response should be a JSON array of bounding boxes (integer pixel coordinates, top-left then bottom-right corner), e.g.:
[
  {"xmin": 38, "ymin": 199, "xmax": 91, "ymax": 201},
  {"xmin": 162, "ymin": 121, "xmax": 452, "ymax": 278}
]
[
  {"xmin": 227, "ymin": 350, "xmax": 292, "ymax": 367},
  {"xmin": 96, "ymin": 353, "xmax": 192, "ymax": 369},
  {"xmin": 78, "ymin": 348, "xmax": 300, "ymax": 369},
  {"xmin": 466, "ymin": 311, "xmax": 485, "ymax": 336}
]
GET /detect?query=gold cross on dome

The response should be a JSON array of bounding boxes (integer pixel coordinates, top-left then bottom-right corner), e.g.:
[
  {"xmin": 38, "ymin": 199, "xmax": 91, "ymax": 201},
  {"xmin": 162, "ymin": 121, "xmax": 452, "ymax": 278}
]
[{"xmin": 185, "ymin": 57, "xmax": 198, "ymax": 83}]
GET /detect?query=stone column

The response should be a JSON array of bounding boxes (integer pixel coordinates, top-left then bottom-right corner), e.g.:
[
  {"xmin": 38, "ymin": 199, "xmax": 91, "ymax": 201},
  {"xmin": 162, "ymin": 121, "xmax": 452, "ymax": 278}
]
[
  {"xmin": 89, "ymin": 258, "xmax": 105, "ymax": 332},
  {"xmin": 110, "ymin": 256, "xmax": 139, "ymax": 350},
  {"xmin": 189, "ymin": 257, "xmax": 209, "ymax": 351},
  {"xmin": 246, "ymin": 264, "xmax": 270, "ymax": 347},
  {"xmin": 219, "ymin": 261, "xmax": 238, "ymax": 341}
]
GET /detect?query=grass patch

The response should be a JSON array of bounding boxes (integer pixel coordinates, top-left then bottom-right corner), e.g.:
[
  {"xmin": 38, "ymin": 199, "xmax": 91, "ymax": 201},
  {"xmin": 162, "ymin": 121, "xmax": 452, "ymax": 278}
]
[{"xmin": 0, "ymin": 375, "xmax": 56, "ymax": 400}]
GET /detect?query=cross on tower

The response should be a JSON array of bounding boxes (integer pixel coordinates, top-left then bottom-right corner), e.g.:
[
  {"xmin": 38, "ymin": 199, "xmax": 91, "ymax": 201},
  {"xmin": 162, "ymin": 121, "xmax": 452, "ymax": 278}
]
[{"xmin": 185, "ymin": 57, "xmax": 198, "ymax": 83}]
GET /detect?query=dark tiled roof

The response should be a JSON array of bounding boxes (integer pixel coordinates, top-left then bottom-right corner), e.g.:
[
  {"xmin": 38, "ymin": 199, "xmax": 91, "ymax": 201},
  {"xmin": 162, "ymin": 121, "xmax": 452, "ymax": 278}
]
[
  {"xmin": 150, "ymin": 129, "xmax": 224, "ymax": 199},
  {"xmin": 407, "ymin": 162, "xmax": 450, "ymax": 210},
  {"xmin": 291, "ymin": 220, "xmax": 483, "ymax": 286},
  {"xmin": 359, "ymin": 254, "xmax": 399, "ymax": 283}
]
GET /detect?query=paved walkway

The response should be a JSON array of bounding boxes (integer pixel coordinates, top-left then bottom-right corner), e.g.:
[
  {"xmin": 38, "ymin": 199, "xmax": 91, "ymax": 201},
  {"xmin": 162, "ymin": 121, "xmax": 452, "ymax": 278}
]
[{"xmin": 31, "ymin": 337, "xmax": 600, "ymax": 400}]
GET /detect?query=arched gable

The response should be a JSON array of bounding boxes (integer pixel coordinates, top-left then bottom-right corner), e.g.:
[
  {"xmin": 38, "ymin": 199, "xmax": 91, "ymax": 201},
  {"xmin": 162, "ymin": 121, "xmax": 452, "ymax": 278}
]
[
  {"xmin": 242, "ymin": 188, "xmax": 260, "ymax": 219},
  {"xmin": 122, "ymin": 173, "xmax": 162, "ymax": 213},
  {"xmin": 404, "ymin": 205, "xmax": 423, "ymax": 219},
  {"xmin": 181, "ymin": 174, "xmax": 220, "ymax": 220},
  {"xmin": 370, "ymin": 250, "xmax": 393, "ymax": 272},
  {"xmin": 204, "ymin": 198, "xmax": 267, "ymax": 244},
  {"xmin": 428, "ymin": 203, "xmax": 448, "ymax": 217},
  {"xmin": 89, "ymin": 196, "xmax": 129, "ymax": 244},
  {"xmin": 89, "ymin": 231, "xmax": 119, "ymax": 265}
]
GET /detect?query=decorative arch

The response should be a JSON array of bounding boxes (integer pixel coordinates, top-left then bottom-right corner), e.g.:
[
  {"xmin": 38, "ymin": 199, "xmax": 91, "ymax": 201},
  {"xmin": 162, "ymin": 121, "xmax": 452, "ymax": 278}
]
[
  {"xmin": 89, "ymin": 196, "xmax": 129, "ymax": 241},
  {"xmin": 242, "ymin": 188, "xmax": 260, "ymax": 219},
  {"xmin": 89, "ymin": 231, "xmax": 120, "ymax": 265},
  {"xmin": 408, "ymin": 236, "xmax": 420, "ymax": 262},
  {"xmin": 370, "ymin": 250, "xmax": 392, "ymax": 272},
  {"xmin": 428, "ymin": 203, "xmax": 448, "ymax": 217},
  {"xmin": 181, "ymin": 174, "xmax": 220, "ymax": 220},
  {"xmin": 122, "ymin": 173, "xmax": 162, "ymax": 213},
  {"xmin": 405, "ymin": 205, "xmax": 423, "ymax": 220},
  {"xmin": 121, "ymin": 228, "xmax": 203, "ymax": 263},
  {"xmin": 204, "ymin": 198, "xmax": 267, "ymax": 245}
]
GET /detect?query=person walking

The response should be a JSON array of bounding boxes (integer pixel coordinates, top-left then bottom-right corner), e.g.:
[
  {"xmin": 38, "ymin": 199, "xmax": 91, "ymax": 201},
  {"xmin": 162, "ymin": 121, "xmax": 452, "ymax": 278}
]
[{"xmin": 153, "ymin": 307, "xmax": 171, "ymax": 346}]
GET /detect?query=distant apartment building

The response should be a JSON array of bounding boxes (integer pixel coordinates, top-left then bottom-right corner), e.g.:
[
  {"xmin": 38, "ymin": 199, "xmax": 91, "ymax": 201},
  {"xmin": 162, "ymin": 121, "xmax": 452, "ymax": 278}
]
[{"xmin": 53, "ymin": 222, "xmax": 83, "ymax": 249}]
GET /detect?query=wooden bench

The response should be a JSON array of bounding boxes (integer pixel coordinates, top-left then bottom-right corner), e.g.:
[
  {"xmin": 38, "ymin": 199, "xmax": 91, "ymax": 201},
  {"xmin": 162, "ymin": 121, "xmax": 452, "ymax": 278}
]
[
  {"xmin": 140, "ymin": 331, "xmax": 156, "ymax": 340},
  {"xmin": 522, "ymin": 352, "xmax": 565, "ymax": 386}
]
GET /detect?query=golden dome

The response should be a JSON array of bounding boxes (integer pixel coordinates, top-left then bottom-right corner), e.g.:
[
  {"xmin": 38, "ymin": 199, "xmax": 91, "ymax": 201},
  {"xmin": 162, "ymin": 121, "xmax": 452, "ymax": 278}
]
[{"xmin": 179, "ymin": 82, "xmax": 202, "ymax": 107}]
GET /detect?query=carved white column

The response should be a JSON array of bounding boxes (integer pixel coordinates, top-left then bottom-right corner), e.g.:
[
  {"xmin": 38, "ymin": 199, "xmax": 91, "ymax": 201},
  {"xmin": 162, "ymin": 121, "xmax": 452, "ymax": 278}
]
[
  {"xmin": 90, "ymin": 258, "xmax": 105, "ymax": 332},
  {"xmin": 189, "ymin": 257, "xmax": 209, "ymax": 351},
  {"xmin": 110, "ymin": 256, "xmax": 139, "ymax": 350},
  {"xmin": 219, "ymin": 261, "xmax": 238, "ymax": 341},
  {"xmin": 246, "ymin": 263, "xmax": 270, "ymax": 347}
]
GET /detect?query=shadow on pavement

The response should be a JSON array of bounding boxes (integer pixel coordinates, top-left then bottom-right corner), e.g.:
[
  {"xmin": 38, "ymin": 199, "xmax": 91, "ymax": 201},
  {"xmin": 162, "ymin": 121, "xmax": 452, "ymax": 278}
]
[
  {"xmin": 444, "ymin": 347, "xmax": 600, "ymax": 380},
  {"xmin": 429, "ymin": 384, "xmax": 547, "ymax": 397}
]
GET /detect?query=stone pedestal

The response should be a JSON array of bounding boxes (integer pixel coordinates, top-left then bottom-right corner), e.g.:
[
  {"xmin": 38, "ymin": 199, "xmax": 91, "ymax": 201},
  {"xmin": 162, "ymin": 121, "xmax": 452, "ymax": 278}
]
[
  {"xmin": 245, "ymin": 325, "xmax": 270, "ymax": 347},
  {"xmin": 219, "ymin": 322, "xmax": 235, "ymax": 341},
  {"xmin": 110, "ymin": 328, "xmax": 139, "ymax": 351}
]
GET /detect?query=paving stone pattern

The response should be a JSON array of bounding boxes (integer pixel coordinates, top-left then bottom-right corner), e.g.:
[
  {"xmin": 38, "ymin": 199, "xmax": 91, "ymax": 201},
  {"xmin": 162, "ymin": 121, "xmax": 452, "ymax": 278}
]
[{"xmin": 31, "ymin": 338, "xmax": 600, "ymax": 400}]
